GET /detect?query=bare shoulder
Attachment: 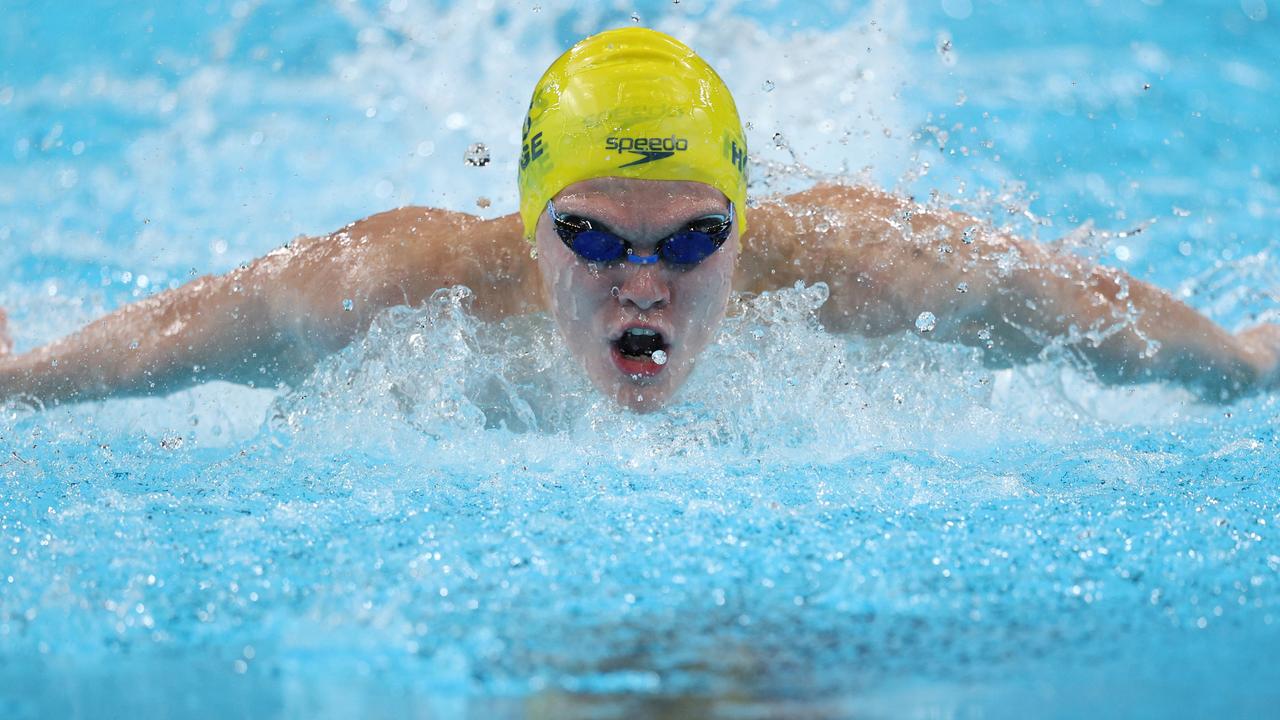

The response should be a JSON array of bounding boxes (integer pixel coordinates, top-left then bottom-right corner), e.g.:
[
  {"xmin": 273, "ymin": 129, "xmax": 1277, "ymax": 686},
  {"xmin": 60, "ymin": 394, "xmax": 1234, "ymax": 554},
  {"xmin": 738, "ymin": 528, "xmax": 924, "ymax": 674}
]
[
  {"xmin": 737, "ymin": 183, "xmax": 911, "ymax": 295},
  {"xmin": 736, "ymin": 183, "xmax": 1028, "ymax": 336},
  {"xmin": 262, "ymin": 206, "xmax": 540, "ymax": 323}
]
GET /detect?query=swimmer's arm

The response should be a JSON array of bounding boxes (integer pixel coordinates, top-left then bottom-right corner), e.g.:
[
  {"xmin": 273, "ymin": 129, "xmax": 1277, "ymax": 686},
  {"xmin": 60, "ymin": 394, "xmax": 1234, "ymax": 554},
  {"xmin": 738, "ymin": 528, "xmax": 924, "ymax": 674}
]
[
  {"xmin": 0, "ymin": 262, "xmax": 307, "ymax": 405},
  {"xmin": 0, "ymin": 209, "xmax": 535, "ymax": 406},
  {"xmin": 744, "ymin": 185, "xmax": 1278, "ymax": 401}
]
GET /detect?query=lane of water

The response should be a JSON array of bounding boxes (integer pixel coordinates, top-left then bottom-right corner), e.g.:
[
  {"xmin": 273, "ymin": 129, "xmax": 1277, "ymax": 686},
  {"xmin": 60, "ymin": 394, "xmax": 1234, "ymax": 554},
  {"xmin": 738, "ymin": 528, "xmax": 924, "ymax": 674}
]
[{"xmin": 2, "ymin": 1, "xmax": 1279, "ymax": 717}]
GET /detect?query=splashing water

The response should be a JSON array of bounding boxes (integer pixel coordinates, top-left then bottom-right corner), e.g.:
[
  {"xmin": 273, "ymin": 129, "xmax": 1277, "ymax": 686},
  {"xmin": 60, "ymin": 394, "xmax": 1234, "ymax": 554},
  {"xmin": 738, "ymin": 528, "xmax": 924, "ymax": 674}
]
[
  {"xmin": 2, "ymin": 1, "xmax": 1280, "ymax": 717},
  {"xmin": 914, "ymin": 310, "xmax": 937, "ymax": 333}
]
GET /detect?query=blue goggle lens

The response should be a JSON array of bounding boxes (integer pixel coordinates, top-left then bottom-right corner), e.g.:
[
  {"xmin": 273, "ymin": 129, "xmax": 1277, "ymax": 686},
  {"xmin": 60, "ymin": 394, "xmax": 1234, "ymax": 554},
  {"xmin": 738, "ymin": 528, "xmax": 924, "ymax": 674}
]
[
  {"xmin": 661, "ymin": 230, "xmax": 719, "ymax": 265},
  {"xmin": 570, "ymin": 229, "xmax": 628, "ymax": 263}
]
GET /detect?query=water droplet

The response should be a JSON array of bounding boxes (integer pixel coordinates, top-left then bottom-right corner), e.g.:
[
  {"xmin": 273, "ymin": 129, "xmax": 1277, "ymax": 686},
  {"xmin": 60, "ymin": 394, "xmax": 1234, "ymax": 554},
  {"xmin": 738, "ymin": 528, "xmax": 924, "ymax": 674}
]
[
  {"xmin": 342, "ymin": 298, "xmax": 354, "ymax": 312},
  {"xmin": 762, "ymin": 80, "xmax": 775, "ymax": 92},
  {"xmin": 936, "ymin": 34, "xmax": 955, "ymax": 66},
  {"xmin": 941, "ymin": 0, "xmax": 973, "ymax": 19},
  {"xmin": 651, "ymin": 349, "xmax": 668, "ymax": 365},
  {"xmin": 464, "ymin": 143, "xmax": 490, "ymax": 167},
  {"xmin": 915, "ymin": 311, "xmax": 937, "ymax": 333},
  {"xmin": 1242, "ymin": 0, "xmax": 1268, "ymax": 21}
]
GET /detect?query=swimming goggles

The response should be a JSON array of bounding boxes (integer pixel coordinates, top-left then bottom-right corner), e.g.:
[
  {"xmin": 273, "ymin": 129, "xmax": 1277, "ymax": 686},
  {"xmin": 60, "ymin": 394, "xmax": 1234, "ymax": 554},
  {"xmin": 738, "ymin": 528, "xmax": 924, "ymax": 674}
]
[{"xmin": 546, "ymin": 200, "xmax": 734, "ymax": 266}]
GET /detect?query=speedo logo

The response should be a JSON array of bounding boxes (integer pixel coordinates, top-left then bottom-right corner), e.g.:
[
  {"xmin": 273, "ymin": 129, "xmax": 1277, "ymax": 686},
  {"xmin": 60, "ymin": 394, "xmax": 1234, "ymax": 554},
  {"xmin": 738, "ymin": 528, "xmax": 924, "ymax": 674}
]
[{"xmin": 606, "ymin": 135, "xmax": 689, "ymax": 167}]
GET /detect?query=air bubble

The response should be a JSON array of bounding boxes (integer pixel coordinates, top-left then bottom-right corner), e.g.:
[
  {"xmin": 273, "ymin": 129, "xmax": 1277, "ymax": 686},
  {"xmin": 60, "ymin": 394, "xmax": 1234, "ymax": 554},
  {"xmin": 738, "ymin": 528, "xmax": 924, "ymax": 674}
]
[
  {"xmin": 762, "ymin": 80, "xmax": 775, "ymax": 92},
  {"xmin": 343, "ymin": 299, "xmax": 354, "ymax": 312},
  {"xmin": 915, "ymin": 311, "xmax": 937, "ymax": 333},
  {"xmin": 651, "ymin": 350, "xmax": 668, "ymax": 366}
]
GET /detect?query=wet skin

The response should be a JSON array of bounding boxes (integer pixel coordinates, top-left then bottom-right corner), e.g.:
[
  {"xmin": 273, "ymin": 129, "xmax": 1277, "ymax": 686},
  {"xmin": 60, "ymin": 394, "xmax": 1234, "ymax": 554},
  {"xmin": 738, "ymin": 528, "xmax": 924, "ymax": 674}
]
[
  {"xmin": 2, "ymin": 181, "xmax": 1278, "ymax": 408},
  {"xmin": 535, "ymin": 178, "xmax": 737, "ymax": 412}
]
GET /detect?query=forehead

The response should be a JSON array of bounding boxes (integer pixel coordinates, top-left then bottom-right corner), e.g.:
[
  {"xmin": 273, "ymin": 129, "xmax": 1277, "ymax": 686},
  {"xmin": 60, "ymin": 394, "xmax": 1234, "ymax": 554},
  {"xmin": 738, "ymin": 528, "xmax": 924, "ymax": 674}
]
[{"xmin": 553, "ymin": 177, "xmax": 729, "ymax": 217}]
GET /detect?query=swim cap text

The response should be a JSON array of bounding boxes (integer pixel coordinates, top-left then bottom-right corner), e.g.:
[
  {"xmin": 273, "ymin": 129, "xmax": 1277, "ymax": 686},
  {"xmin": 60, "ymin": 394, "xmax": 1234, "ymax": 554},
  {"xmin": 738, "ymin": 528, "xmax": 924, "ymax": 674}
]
[
  {"xmin": 605, "ymin": 136, "xmax": 689, "ymax": 153},
  {"xmin": 607, "ymin": 135, "xmax": 688, "ymax": 168}
]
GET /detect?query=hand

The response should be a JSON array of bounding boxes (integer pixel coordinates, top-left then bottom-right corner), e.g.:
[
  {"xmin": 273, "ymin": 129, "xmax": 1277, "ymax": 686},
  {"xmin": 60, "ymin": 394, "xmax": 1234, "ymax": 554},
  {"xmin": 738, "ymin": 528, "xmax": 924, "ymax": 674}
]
[
  {"xmin": 1236, "ymin": 324, "xmax": 1280, "ymax": 390},
  {"xmin": 0, "ymin": 308, "xmax": 11, "ymax": 356}
]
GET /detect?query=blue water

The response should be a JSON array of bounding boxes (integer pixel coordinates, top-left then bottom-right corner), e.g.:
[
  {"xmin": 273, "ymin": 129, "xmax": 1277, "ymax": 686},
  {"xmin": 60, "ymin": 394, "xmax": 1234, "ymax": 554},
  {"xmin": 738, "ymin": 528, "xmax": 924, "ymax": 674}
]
[{"xmin": 2, "ymin": 1, "xmax": 1279, "ymax": 718}]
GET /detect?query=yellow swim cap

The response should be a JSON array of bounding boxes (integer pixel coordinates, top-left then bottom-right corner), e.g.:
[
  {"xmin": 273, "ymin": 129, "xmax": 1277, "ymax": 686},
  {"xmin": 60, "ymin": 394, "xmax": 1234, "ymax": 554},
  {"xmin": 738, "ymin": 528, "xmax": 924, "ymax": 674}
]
[{"xmin": 517, "ymin": 27, "xmax": 748, "ymax": 241}]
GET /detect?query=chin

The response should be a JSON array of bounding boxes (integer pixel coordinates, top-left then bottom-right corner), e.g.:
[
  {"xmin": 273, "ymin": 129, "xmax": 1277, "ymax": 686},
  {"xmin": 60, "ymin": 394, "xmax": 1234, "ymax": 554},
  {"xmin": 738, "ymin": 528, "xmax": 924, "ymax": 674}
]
[
  {"xmin": 612, "ymin": 383, "xmax": 675, "ymax": 413},
  {"xmin": 588, "ymin": 358, "xmax": 685, "ymax": 413}
]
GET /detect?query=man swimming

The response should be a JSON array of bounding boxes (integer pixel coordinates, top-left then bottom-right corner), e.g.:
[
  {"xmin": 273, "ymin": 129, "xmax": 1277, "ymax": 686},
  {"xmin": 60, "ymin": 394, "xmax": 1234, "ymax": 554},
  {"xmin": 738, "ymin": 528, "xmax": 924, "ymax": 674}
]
[{"xmin": 1, "ymin": 28, "xmax": 1277, "ymax": 413}]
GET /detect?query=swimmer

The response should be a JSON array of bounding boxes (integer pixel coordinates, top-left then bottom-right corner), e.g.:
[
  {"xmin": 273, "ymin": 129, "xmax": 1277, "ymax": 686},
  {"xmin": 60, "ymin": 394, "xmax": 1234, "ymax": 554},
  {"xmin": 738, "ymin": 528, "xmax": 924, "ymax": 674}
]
[{"xmin": 1, "ymin": 28, "xmax": 1278, "ymax": 413}]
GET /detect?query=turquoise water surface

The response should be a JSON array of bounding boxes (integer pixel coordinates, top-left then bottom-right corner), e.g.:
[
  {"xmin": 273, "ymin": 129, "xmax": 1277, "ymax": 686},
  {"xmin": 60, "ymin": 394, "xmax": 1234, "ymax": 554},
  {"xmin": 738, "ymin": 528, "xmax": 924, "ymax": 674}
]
[{"xmin": 2, "ymin": 1, "xmax": 1279, "ymax": 718}]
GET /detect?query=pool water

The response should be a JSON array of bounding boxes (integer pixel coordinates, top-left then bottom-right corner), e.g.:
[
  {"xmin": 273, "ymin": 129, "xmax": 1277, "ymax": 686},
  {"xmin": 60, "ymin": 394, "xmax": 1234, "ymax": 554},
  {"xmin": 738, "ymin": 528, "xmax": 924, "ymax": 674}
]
[{"xmin": 2, "ymin": 1, "xmax": 1279, "ymax": 717}]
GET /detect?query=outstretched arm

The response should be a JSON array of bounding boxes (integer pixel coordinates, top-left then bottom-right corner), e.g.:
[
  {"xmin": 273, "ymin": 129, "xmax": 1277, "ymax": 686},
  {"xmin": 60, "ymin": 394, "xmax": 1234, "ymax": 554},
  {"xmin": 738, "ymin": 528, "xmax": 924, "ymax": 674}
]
[
  {"xmin": 742, "ymin": 184, "xmax": 1278, "ymax": 401},
  {"xmin": 0, "ymin": 209, "xmax": 535, "ymax": 406}
]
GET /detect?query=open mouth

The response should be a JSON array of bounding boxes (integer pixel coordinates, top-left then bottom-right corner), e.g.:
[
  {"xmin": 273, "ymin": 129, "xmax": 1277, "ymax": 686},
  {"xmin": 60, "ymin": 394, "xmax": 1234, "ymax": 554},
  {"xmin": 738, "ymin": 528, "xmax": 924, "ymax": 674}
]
[{"xmin": 611, "ymin": 327, "xmax": 669, "ymax": 377}]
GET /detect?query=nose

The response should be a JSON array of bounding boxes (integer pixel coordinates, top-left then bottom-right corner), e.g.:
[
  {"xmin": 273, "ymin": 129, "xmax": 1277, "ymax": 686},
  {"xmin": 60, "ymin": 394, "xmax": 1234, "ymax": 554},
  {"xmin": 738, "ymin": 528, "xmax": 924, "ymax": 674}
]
[{"xmin": 615, "ymin": 265, "xmax": 670, "ymax": 310}]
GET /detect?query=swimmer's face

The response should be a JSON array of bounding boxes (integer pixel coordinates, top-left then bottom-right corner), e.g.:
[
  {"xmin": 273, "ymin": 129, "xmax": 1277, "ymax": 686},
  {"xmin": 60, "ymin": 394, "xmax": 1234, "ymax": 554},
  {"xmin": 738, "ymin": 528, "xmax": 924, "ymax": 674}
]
[{"xmin": 535, "ymin": 177, "xmax": 739, "ymax": 412}]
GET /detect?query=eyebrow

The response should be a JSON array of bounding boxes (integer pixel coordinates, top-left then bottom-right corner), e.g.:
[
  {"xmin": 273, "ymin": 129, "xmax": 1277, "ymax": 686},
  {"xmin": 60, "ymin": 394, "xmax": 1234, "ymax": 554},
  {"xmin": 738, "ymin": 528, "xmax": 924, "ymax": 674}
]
[{"xmin": 554, "ymin": 205, "xmax": 731, "ymax": 236}]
